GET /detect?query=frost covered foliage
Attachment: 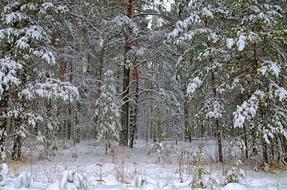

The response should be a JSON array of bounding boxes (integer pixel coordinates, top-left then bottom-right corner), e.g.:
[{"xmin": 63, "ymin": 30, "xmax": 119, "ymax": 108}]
[
  {"xmin": 93, "ymin": 70, "xmax": 121, "ymax": 153},
  {"xmin": 110, "ymin": 15, "xmax": 138, "ymax": 35},
  {"xmin": 187, "ymin": 77, "xmax": 202, "ymax": 96},
  {"xmin": 169, "ymin": 0, "xmax": 287, "ymax": 164},
  {"xmin": 0, "ymin": 0, "xmax": 78, "ymax": 160},
  {"xmin": 168, "ymin": 0, "xmax": 230, "ymax": 121},
  {"xmin": 228, "ymin": 0, "xmax": 287, "ymax": 151},
  {"xmin": 0, "ymin": 58, "xmax": 22, "ymax": 95},
  {"xmin": 233, "ymin": 90, "xmax": 265, "ymax": 128}
]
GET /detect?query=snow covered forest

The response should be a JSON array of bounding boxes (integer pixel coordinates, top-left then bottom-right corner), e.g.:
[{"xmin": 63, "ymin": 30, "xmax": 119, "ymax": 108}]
[{"xmin": 0, "ymin": 0, "xmax": 287, "ymax": 189}]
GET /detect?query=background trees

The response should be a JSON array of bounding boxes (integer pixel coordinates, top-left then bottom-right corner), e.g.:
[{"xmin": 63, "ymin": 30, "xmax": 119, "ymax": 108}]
[{"xmin": 0, "ymin": 0, "xmax": 286, "ymax": 166}]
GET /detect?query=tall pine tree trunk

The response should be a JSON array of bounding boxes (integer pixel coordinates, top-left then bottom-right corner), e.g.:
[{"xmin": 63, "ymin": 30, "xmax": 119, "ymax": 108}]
[
  {"xmin": 183, "ymin": 85, "xmax": 191, "ymax": 142},
  {"xmin": 130, "ymin": 65, "xmax": 139, "ymax": 148},
  {"xmin": 120, "ymin": 0, "xmax": 133, "ymax": 146},
  {"xmin": 211, "ymin": 71, "xmax": 223, "ymax": 163},
  {"xmin": 243, "ymin": 124, "xmax": 249, "ymax": 159},
  {"xmin": 204, "ymin": 19, "xmax": 223, "ymax": 163},
  {"xmin": 12, "ymin": 118, "xmax": 22, "ymax": 160},
  {"xmin": 262, "ymin": 138, "xmax": 269, "ymax": 164}
]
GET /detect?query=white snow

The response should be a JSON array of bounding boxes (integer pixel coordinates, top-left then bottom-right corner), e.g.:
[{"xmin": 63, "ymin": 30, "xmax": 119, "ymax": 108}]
[
  {"xmin": 202, "ymin": 7, "xmax": 214, "ymax": 18},
  {"xmin": 237, "ymin": 35, "xmax": 246, "ymax": 51},
  {"xmin": 226, "ymin": 38, "xmax": 234, "ymax": 49},
  {"xmin": 275, "ymin": 86, "xmax": 287, "ymax": 102},
  {"xmin": 187, "ymin": 77, "xmax": 202, "ymax": 95},
  {"xmin": 0, "ymin": 140, "xmax": 286, "ymax": 190},
  {"xmin": 233, "ymin": 90, "xmax": 265, "ymax": 128},
  {"xmin": 222, "ymin": 183, "xmax": 247, "ymax": 190}
]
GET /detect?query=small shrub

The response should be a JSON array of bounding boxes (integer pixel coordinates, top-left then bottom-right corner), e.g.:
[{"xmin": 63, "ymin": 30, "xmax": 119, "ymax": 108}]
[{"xmin": 225, "ymin": 157, "xmax": 245, "ymax": 184}]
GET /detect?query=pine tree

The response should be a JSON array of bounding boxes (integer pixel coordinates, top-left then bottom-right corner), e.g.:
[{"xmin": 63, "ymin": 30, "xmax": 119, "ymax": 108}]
[
  {"xmin": 0, "ymin": 0, "xmax": 78, "ymax": 160},
  {"xmin": 229, "ymin": 0, "xmax": 287, "ymax": 164},
  {"xmin": 93, "ymin": 70, "xmax": 121, "ymax": 154},
  {"xmin": 169, "ymin": 0, "xmax": 232, "ymax": 162}
]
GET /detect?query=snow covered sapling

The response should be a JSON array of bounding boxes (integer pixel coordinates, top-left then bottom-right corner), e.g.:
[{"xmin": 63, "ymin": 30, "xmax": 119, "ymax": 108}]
[
  {"xmin": 148, "ymin": 142, "xmax": 163, "ymax": 163},
  {"xmin": 93, "ymin": 70, "xmax": 121, "ymax": 154},
  {"xmin": 225, "ymin": 157, "xmax": 245, "ymax": 184},
  {"xmin": 191, "ymin": 143, "xmax": 208, "ymax": 188}
]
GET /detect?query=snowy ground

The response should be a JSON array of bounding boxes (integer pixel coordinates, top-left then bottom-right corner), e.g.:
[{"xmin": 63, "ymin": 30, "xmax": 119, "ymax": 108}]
[{"xmin": 1, "ymin": 140, "xmax": 286, "ymax": 190}]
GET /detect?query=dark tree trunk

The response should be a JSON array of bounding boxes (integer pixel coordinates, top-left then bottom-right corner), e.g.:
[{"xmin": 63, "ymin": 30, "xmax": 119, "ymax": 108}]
[
  {"xmin": 129, "ymin": 65, "xmax": 139, "ymax": 148},
  {"xmin": 12, "ymin": 133, "xmax": 22, "ymax": 160},
  {"xmin": 120, "ymin": 64, "xmax": 130, "ymax": 146},
  {"xmin": 216, "ymin": 120, "xmax": 223, "ymax": 163},
  {"xmin": 105, "ymin": 131, "xmax": 108, "ymax": 155},
  {"xmin": 120, "ymin": 0, "xmax": 134, "ymax": 146},
  {"xmin": 211, "ymin": 71, "xmax": 223, "ymax": 163},
  {"xmin": 243, "ymin": 124, "xmax": 249, "ymax": 159},
  {"xmin": 262, "ymin": 139, "xmax": 269, "ymax": 164},
  {"xmin": 183, "ymin": 85, "xmax": 191, "ymax": 142}
]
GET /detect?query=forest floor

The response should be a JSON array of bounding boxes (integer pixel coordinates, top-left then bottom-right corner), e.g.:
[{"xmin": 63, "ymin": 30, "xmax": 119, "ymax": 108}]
[{"xmin": 1, "ymin": 140, "xmax": 287, "ymax": 190}]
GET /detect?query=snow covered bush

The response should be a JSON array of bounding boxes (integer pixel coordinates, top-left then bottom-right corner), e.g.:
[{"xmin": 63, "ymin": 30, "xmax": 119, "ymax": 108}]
[
  {"xmin": 147, "ymin": 142, "xmax": 164, "ymax": 163},
  {"xmin": 0, "ymin": 163, "xmax": 9, "ymax": 184},
  {"xmin": 134, "ymin": 175, "xmax": 147, "ymax": 187},
  {"xmin": 15, "ymin": 171, "xmax": 31, "ymax": 188},
  {"xmin": 47, "ymin": 170, "xmax": 87, "ymax": 190}
]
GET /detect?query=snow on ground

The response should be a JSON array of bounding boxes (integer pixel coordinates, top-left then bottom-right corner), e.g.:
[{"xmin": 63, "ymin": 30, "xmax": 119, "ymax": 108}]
[{"xmin": 1, "ymin": 140, "xmax": 286, "ymax": 190}]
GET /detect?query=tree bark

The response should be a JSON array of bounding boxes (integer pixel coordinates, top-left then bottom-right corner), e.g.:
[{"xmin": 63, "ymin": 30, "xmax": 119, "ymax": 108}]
[
  {"xmin": 211, "ymin": 71, "xmax": 223, "ymax": 163},
  {"xmin": 243, "ymin": 124, "xmax": 249, "ymax": 159},
  {"xmin": 120, "ymin": 0, "xmax": 134, "ymax": 146},
  {"xmin": 12, "ymin": 118, "xmax": 22, "ymax": 160},
  {"xmin": 59, "ymin": 32, "xmax": 67, "ymax": 81},
  {"xmin": 262, "ymin": 138, "xmax": 269, "ymax": 164},
  {"xmin": 129, "ymin": 65, "xmax": 139, "ymax": 148},
  {"xmin": 183, "ymin": 85, "xmax": 191, "ymax": 142}
]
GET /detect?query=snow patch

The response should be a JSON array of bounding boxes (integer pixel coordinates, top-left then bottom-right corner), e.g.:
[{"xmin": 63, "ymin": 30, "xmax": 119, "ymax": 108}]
[{"xmin": 187, "ymin": 77, "xmax": 202, "ymax": 95}]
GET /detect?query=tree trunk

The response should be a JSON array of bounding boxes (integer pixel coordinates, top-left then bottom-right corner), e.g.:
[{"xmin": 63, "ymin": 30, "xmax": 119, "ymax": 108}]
[
  {"xmin": 204, "ymin": 19, "xmax": 223, "ymax": 163},
  {"xmin": 262, "ymin": 138, "xmax": 269, "ymax": 164},
  {"xmin": 59, "ymin": 32, "xmax": 67, "ymax": 81},
  {"xmin": 129, "ymin": 64, "xmax": 139, "ymax": 148},
  {"xmin": 211, "ymin": 71, "xmax": 223, "ymax": 163},
  {"xmin": 216, "ymin": 120, "xmax": 223, "ymax": 163},
  {"xmin": 12, "ymin": 135, "xmax": 22, "ymax": 160},
  {"xmin": 105, "ymin": 131, "xmax": 108, "ymax": 155},
  {"xmin": 243, "ymin": 124, "xmax": 249, "ymax": 159},
  {"xmin": 12, "ymin": 120, "xmax": 22, "ymax": 161},
  {"xmin": 120, "ymin": 0, "xmax": 134, "ymax": 146},
  {"xmin": 0, "ymin": 93, "xmax": 8, "ymax": 158},
  {"xmin": 67, "ymin": 62, "xmax": 74, "ymax": 141},
  {"xmin": 183, "ymin": 85, "xmax": 191, "ymax": 142}
]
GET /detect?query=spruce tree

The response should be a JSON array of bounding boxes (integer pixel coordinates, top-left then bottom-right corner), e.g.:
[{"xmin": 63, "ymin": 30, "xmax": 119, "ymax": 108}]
[
  {"xmin": 0, "ymin": 0, "xmax": 78, "ymax": 160},
  {"xmin": 93, "ymin": 70, "xmax": 121, "ymax": 154}
]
